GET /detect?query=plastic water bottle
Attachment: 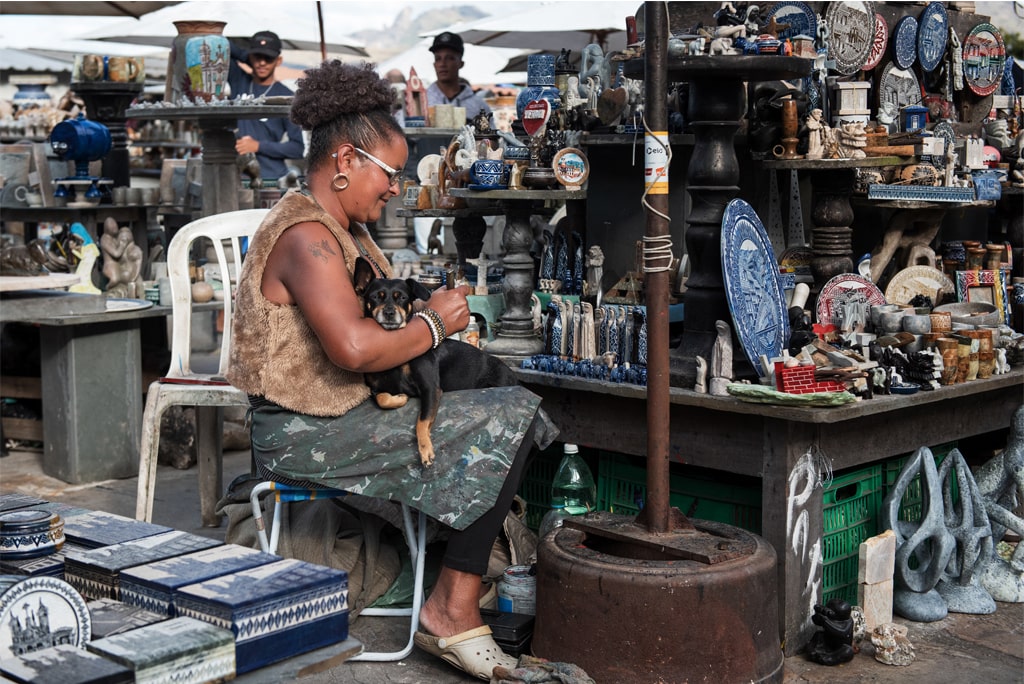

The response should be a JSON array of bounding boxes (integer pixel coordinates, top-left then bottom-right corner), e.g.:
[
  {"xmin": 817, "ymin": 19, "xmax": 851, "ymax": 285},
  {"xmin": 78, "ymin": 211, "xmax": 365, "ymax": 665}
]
[{"xmin": 537, "ymin": 444, "xmax": 596, "ymax": 539}]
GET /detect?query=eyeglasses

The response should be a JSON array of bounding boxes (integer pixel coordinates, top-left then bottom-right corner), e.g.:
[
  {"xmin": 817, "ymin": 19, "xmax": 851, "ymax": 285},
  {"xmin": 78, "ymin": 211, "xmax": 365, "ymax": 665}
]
[{"xmin": 354, "ymin": 147, "xmax": 404, "ymax": 187}]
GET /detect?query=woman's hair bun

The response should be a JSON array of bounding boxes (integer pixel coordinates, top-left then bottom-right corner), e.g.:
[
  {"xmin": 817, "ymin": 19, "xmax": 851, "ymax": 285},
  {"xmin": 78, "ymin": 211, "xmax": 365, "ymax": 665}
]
[{"xmin": 291, "ymin": 60, "xmax": 394, "ymax": 130}]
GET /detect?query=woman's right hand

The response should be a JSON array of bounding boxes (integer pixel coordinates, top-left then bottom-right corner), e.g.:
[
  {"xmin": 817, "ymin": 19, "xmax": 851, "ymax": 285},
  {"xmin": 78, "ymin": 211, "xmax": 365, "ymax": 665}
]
[{"xmin": 427, "ymin": 284, "xmax": 471, "ymax": 334}]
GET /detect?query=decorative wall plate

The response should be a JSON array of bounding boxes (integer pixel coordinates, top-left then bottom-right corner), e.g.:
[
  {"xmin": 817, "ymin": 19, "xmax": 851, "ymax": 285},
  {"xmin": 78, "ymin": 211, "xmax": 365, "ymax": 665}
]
[
  {"xmin": 878, "ymin": 62, "xmax": 923, "ymax": 123},
  {"xmin": 816, "ymin": 274, "xmax": 886, "ymax": 327},
  {"xmin": 763, "ymin": 1, "xmax": 817, "ymax": 41},
  {"xmin": 933, "ymin": 121, "xmax": 956, "ymax": 155},
  {"xmin": 825, "ymin": 1, "xmax": 875, "ymax": 75},
  {"xmin": 551, "ymin": 147, "xmax": 589, "ymax": 190},
  {"xmin": 917, "ymin": 2, "xmax": 949, "ymax": 72},
  {"xmin": 884, "ymin": 265, "xmax": 954, "ymax": 306},
  {"xmin": 720, "ymin": 199, "xmax": 790, "ymax": 372},
  {"xmin": 892, "ymin": 15, "xmax": 918, "ymax": 70},
  {"xmin": 963, "ymin": 23, "xmax": 1006, "ymax": 96},
  {"xmin": 863, "ymin": 12, "xmax": 889, "ymax": 71},
  {"xmin": 0, "ymin": 575, "xmax": 91, "ymax": 659}
]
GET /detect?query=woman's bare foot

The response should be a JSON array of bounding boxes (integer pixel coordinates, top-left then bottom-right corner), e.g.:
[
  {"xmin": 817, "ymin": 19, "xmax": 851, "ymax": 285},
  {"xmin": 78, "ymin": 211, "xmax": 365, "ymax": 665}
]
[{"xmin": 418, "ymin": 566, "xmax": 485, "ymax": 638}]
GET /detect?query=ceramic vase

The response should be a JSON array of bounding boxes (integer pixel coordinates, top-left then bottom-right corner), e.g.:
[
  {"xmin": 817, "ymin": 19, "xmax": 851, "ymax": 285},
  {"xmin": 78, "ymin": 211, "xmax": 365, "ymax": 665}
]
[
  {"xmin": 966, "ymin": 247, "xmax": 986, "ymax": 271},
  {"xmin": 937, "ymin": 337, "xmax": 958, "ymax": 385},
  {"xmin": 985, "ymin": 244, "xmax": 1004, "ymax": 270},
  {"xmin": 516, "ymin": 54, "xmax": 562, "ymax": 121},
  {"xmin": 955, "ymin": 336, "xmax": 972, "ymax": 383},
  {"xmin": 166, "ymin": 20, "xmax": 226, "ymax": 104},
  {"xmin": 185, "ymin": 34, "xmax": 230, "ymax": 101}
]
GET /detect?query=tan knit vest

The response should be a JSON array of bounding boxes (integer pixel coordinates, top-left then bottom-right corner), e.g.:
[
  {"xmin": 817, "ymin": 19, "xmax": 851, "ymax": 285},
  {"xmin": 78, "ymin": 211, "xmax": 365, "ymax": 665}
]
[{"xmin": 227, "ymin": 189, "xmax": 392, "ymax": 417}]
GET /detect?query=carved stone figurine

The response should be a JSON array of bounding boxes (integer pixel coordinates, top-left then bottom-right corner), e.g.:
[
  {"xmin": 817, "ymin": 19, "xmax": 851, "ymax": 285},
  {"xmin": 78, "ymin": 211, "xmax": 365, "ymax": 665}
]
[
  {"xmin": 709, "ymin": 319, "xmax": 734, "ymax": 396},
  {"xmin": 100, "ymin": 217, "xmax": 144, "ymax": 298},
  {"xmin": 976, "ymin": 404, "xmax": 1024, "ymax": 602},
  {"xmin": 871, "ymin": 622, "xmax": 916, "ymax": 666},
  {"xmin": 585, "ymin": 244, "xmax": 605, "ymax": 307},
  {"xmin": 807, "ymin": 598, "xmax": 855, "ymax": 665},
  {"xmin": 805, "ymin": 108, "xmax": 828, "ymax": 160}
]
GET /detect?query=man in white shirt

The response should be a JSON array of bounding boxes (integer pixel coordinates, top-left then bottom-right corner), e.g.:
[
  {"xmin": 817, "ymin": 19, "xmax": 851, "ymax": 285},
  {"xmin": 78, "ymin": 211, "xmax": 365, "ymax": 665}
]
[{"xmin": 426, "ymin": 32, "xmax": 492, "ymax": 123}]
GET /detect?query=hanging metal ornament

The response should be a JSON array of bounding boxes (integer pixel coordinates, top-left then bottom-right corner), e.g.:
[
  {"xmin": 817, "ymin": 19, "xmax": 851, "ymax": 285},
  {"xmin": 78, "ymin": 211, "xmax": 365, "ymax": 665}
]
[{"xmin": 950, "ymin": 28, "xmax": 964, "ymax": 91}]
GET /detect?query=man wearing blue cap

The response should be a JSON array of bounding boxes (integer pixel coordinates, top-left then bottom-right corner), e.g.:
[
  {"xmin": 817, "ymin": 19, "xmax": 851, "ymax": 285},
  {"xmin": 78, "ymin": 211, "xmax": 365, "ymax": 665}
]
[
  {"xmin": 426, "ymin": 31, "xmax": 492, "ymax": 123},
  {"xmin": 228, "ymin": 30, "xmax": 304, "ymax": 180}
]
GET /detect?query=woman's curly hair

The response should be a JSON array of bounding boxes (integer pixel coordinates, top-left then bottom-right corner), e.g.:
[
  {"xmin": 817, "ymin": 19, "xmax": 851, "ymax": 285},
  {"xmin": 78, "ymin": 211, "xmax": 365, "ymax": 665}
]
[{"xmin": 290, "ymin": 60, "xmax": 403, "ymax": 170}]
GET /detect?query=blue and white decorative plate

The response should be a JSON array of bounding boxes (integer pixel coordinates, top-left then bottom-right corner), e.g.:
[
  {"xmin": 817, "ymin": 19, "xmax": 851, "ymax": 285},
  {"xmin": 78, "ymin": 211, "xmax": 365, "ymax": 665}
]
[
  {"xmin": 892, "ymin": 15, "xmax": 919, "ymax": 70},
  {"xmin": 763, "ymin": 1, "xmax": 817, "ymax": 42},
  {"xmin": 917, "ymin": 2, "xmax": 949, "ymax": 72},
  {"xmin": 721, "ymin": 199, "xmax": 790, "ymax": 373},
  {"xmin": 933, "ymin": 121, "xmax": 956, "ymax": 155},
  {"xmin": 826, "ymin": 1, "xmax": 875, "ymax": 75}
]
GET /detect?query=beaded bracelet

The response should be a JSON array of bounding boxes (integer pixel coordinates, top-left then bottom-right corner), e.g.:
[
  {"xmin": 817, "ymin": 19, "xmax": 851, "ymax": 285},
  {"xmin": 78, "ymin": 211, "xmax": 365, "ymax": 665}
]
[
  {"xmin": 413, "ymin": 310, "xmax": 444, "ymax": 349},
  {"xmin": 420, "ymin": 308, "xmax": 447, "ymax": 341}
]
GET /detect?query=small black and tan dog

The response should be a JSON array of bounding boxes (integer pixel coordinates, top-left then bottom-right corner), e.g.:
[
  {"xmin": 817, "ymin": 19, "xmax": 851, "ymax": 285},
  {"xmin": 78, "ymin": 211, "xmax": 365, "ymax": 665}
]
[{"xmin": 353, "ymin": 258, "xmax": 518, "ymax": 467}]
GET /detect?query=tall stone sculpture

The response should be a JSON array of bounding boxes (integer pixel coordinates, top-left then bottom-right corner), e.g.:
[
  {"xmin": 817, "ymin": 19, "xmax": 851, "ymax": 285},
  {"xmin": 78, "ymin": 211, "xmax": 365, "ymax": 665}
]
[{"xmin": 976, "ymin": 404, "xmax": 1024, "ymax": 602}]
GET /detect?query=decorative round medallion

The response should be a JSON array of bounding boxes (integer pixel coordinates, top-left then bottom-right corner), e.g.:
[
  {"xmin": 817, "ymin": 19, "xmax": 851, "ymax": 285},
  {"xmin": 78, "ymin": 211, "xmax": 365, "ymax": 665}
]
[
  {"xmin": 720, "ymin": 199, "xmax": 790, "ymax": 373},
  {"xmin": 763, "ymin": 1, "xmax": 817, "ymax": 42},
  {"xmin": 816, "ymin": 274, "xmax": 886, "ymax": 328},
  {"xmin": 878, "ymin": 62, "xmax": 923, "ymax": 123},
  {"xmin": 0, "ymin": 576, "xmax": 91, "ymax": 659},
  {"xmin": 551, "ymin": 148, "xmax": 589, "ymax": 190},
  {"xmin": 862, "ymin": 12, "xmax": 889, "ymax": 71},
  {"xmin": 884, "ymin": 265, "xmax": 954, "ymax": 306},
  {"xmin": 963, "ymin": 22, "xmax": 1006, "ymax": 96},
  {"xmin": 917, "ymin": 2, "xmax": 949, "ymax": 72},
  {"xmin": 892, "ymin": 15, "xmax": 918, "ymax": 70},
  {"xmin": 825, "ymin": 1, "xmax": 875, "ymax": 75}
]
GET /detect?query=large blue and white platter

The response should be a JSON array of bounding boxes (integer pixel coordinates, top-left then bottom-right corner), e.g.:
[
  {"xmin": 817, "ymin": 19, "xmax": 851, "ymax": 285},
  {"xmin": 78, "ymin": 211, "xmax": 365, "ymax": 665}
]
[
  {"xmin": 917, "ymin": 2, "xmax": 949, "ymax": 72},
  {"xmin": 721, "ymin": 199, "xmax": 790, "ymax": 374},
  {"xmin": 892, "ymin": 15, "xmax": 919, "ymax": 70}
]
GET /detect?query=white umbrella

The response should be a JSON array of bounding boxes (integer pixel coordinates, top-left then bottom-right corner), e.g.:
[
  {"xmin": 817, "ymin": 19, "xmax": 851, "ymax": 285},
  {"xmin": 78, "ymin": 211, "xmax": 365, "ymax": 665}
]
[
  {"xmin": 77, "ymin": 0, "xmax": 367, "ymax": 56},
  {"xmin": 377, "ymin": 38, "xmax": 528, "ymax": 87},
  {"xmin": 440, "ymin": 1, "xmax": 637, "ymax": 55},
  {"xmin": 1, "ymin": 2, "xmax": 181, "ymax": 17}
]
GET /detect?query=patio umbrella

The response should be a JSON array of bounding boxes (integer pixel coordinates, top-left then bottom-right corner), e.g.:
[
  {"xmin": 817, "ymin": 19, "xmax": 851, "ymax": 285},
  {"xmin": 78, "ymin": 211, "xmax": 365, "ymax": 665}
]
[
  {"xmin": 0, "ymin": 2, "xmax": 181, "ymax": 17},
  {"xmin": 440, "ymin": 1, "xmax": 637, "ymax": 55},
  {"xmin": 77, "ymin": 0, "xmax": 367, "ymax": 56}
]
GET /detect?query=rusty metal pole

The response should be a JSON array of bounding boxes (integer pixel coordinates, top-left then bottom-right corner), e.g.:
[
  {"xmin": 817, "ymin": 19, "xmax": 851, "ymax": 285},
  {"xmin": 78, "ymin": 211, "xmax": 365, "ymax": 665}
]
[{"xmin": 642, "ymin": 1, "xmax": 671, "ymax": 534}]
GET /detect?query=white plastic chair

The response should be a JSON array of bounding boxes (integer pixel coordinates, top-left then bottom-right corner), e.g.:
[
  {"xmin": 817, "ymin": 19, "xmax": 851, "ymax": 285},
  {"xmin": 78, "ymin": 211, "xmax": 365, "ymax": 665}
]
[
  {"xmin": 249, "ymin": 482, "xmax": 427, "ymax": 661},
  {"xmin": 135, "ymin": 209, "xmax": 269, "ymax": 525}
]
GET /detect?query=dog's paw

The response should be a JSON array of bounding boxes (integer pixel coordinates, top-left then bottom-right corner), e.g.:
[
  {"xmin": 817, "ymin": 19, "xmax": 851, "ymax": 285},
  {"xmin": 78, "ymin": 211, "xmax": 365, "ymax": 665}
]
[
  {"xmin": 375, "ymin": 392, "xmax": 408, "ymax": 409},
  {"xmin": 418, "ymin": 445, "xmax": 435, "ymax": 468}
]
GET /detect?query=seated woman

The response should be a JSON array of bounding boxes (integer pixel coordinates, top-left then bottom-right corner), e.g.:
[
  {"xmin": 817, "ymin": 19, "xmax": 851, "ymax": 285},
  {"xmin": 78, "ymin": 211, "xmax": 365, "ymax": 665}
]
[{"xmin": 227, "ymin": 60, "xmax": 555, "ymax": 681}]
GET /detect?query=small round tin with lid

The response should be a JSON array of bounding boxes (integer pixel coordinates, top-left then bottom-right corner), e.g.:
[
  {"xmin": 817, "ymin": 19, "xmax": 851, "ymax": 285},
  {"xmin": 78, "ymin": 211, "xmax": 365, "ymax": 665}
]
[{"xmin": 0, "ymin": 509, "xmax": 65, "ymax": 560}]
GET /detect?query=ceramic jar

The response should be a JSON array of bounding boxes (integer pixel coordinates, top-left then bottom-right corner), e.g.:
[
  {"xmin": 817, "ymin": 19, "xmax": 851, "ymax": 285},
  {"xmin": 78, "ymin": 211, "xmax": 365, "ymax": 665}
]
[
  {"xmin": 985, "ymin": 244, "xmax": 1004, "ymax": 270},
  {"xmin": 966, "ymin": 247, "xmax": 986, "ymax": 271},
  {"xmin": 185, "ymin": 33, "xmax": 230, "ymax": 101},
  {"xmin": 936, "ymin": 337, "xmax": 958, "ymax": 385},
  {"xmin": 166, "ymin": 20, "xmax": 227, "ymax": 104},
  {"xmin": 516, "ymin": 54, "xmax": 562, "ymax": 122},
  {"xmin": 929, "ymin": 311, "xmax": 952, "ymax": 334},
  {"xmin": 964, "ymin": 331, "xmax": 981, "ymax": 381},
  {"xmin": 976, "ymin": 328, "xmax": 995, "ymax": 379}
]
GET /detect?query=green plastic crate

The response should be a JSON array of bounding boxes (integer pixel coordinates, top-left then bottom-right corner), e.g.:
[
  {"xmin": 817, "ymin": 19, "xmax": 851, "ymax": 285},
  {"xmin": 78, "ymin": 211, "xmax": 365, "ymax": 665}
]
[
  {"xmin": 820, "ymin": 464, "xmax": 884, "ymax": 607},
  {"xmin": 595, "ymin": 453, "xmax": 762, "ymax": 534},
  {"xmin": 517, "ymin": 444, "xmax": 563, "ymax": 532},
  {"xmin": 882, "ymin": 443, "xmax": 958, "ymax": 523}
]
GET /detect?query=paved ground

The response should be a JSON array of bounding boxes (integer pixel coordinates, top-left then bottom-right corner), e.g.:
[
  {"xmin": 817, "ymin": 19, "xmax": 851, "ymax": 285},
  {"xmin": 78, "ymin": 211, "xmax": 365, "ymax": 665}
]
[{"xmin": 1, "ymin": 446, "xmax": 1021, "ymax": 683}]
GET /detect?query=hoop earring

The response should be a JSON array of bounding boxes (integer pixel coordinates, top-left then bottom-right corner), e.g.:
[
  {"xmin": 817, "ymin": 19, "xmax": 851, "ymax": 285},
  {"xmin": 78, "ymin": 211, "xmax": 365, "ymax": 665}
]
[{"xmin": 331, "ymin": 173, "xmax": 350, "ymax": 191}]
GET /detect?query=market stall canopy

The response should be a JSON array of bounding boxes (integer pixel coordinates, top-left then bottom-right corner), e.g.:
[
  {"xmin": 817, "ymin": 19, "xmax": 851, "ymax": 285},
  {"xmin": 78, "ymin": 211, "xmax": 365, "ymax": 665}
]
[
  {"xmin": 377, "ymin": 38, "xmax": 528, "ymax": 88},
  {"xmin": 0, "ymin": 48, "xmax": 74, "ymax": 73},
  {"xmin": 439, "ymin": 1, "xmax": 637, "ymax": 55},
  {"xmin": 77, "ymin": 0, "xmax": 367, "ymax": 56},
  {"xmin": 1, "ymin": 2, "xmax": 181, "ymax": 17}
]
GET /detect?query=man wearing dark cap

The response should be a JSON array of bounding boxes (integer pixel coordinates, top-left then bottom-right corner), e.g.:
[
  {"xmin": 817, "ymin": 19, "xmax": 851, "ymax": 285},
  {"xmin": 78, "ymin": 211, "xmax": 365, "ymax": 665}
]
[
  {"xmin": 228, "ymin": 30, "xmax": 304, "ymax": 180},
  {"xmin": 426, "ymin": 31, "xmax": 492, "ymax": 123}
]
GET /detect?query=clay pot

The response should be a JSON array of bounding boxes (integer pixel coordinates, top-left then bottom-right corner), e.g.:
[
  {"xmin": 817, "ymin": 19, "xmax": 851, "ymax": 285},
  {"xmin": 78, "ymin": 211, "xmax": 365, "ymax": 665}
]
[{"xmin": 191, "ymin": 281, "xmax": 214, "ymax": 303}]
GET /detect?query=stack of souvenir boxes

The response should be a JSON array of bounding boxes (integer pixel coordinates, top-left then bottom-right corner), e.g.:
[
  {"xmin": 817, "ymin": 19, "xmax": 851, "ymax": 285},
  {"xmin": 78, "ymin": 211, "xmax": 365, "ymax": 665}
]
[
  {"xmin": 65, "ymin": 530, "xmax": 222, "ymax": 600},
  {"xmin": 86, "ymin": 616, "xmax": 235, "ymax": 684},
  {"xmin": 174, "ymin": 557, "xmax": 349, "ymax": 673},
  {"xmin": 119, "ymin": 544, "xmax": 279, "ymax": 616},
  {"xmin": 0, "ymin": 643, "xmax": 134, "ymax": 684}
]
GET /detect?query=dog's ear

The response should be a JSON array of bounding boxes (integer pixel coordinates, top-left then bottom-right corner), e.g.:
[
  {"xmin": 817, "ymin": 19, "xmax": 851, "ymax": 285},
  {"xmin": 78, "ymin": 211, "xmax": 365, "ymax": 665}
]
[
  {"xmin": 406, "ymin": 278, "xmax": 433, "ymax": 303},
  {"xmin": 352, "ymin": 257, "xmax": 376, "ymax": 297}
]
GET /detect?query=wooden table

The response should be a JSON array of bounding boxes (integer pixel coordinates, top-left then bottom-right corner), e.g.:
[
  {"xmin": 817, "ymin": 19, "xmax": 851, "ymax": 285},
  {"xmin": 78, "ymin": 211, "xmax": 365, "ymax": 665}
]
[
  {"xmin": 1, "ymin": 292, "xmax": 222, "ymax": 484},
  {"xmin": 511, "ymin": 365, "xmax": 1023, "ymax": 654}
]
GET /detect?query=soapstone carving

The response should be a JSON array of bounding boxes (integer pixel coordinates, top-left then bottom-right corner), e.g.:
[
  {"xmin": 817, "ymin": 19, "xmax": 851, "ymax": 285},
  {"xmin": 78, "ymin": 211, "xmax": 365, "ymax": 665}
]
[
  {"xmin": 806, "ymin": 598, "xmax": 855, "ymax": 665},
  {"xmin": 871, "ymin": 623, "xmax": 915, "ymax": 666},
  {"xmin": 100, "ymin": 217, "xmax": 144, "ymax": 299},
  {"xmin": 709, "ymin": 319, "xmax": 734, "ymax": 396}
]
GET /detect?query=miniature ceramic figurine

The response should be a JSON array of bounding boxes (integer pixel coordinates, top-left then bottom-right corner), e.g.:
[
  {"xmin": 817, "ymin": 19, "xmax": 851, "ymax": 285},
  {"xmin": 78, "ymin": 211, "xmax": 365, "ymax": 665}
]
[
  {"xmin": 694, "ymin": 355, "xmax": 708, "ymax": 393},
  {"xmin": 585, "ymin": 245, "xmax": 605, "ymax": 307},
  {"xmin": 805, "ymin": 108, "xmax": 828, "ymax": 159},
  {"xmin": 807, "ymin": 598, "xmax": 855, "ymax": 665},
  {"xmin": 709, "ymin": 319, "xmax": 734, "ymax": 396}
]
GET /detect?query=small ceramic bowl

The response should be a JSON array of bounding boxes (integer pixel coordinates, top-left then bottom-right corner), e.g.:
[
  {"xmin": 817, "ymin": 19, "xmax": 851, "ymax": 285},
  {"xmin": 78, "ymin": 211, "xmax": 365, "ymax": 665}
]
[
  {"xmin": 878, "ymin": 310, "xmax": 907, "ymax": 334},
  {"xmin": 933, "ymin": 302, "xmax": 1001, "ymax": 327},
  {"xmin": 902, "ymin": 314, "xmax": 932, "ymax": 335}
]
